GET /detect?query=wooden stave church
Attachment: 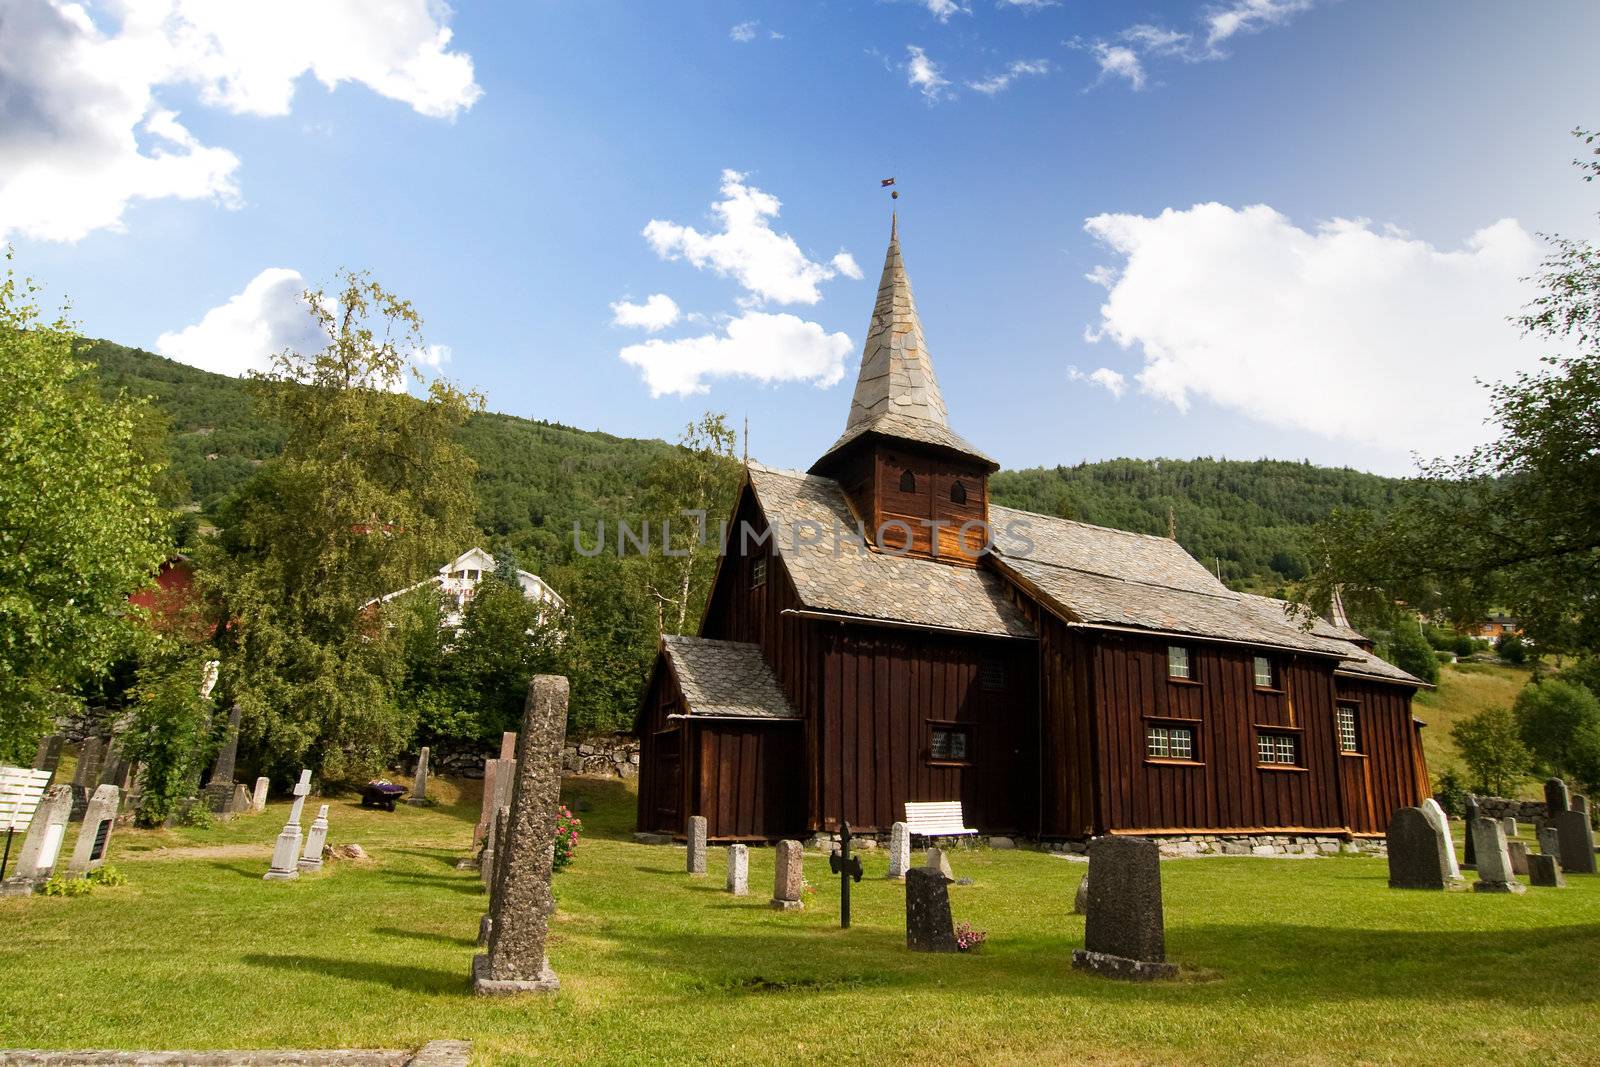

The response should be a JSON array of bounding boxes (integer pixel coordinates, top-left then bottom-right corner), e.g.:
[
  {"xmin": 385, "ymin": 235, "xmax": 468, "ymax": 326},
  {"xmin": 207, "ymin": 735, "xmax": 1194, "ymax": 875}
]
[{"xmin": 635, "ymin": 219, "xmax": 1430, "ymax": 844}]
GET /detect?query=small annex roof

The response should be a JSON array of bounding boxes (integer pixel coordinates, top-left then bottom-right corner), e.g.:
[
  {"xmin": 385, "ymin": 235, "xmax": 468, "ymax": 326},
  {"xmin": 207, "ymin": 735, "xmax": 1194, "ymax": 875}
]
[
  {"xmin": 811, "ymin": 218, "xmax": 995, "ymax": 473},
  {"xmin": 662, "ymin": 634, "xmax": 801, "ymax": 720},
  {"xmin": 745, "ymin": 463, "xmax": 1034, "ymax": 639}
]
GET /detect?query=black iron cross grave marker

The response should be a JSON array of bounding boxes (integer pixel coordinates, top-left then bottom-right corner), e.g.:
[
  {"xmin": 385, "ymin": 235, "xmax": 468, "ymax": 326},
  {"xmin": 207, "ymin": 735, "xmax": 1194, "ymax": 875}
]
[{"xmin": 829, "ymin": 821, "xmax": 865, "ymax": 928}]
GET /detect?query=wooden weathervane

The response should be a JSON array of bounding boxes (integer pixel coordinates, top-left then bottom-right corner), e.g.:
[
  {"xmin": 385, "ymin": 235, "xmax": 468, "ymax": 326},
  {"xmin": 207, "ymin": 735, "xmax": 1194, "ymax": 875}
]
[{"xmin": 829, "ymin": 821, "xmax": 865, "ymax": 928}]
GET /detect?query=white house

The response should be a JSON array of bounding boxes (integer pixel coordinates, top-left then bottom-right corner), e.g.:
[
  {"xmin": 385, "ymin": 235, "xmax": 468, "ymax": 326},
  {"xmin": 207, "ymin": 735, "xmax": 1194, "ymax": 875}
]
[{"xmin": 370, "ymin": 547, "xmax": 565, "ymax": 629}]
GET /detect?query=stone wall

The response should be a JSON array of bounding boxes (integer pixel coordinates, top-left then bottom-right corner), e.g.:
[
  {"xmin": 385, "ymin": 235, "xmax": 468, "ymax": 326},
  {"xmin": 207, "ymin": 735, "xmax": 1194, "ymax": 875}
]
[
  {"xmin": 433, "ymin": 734, "xmax": 640, "ymax": 780},
  {"xmin": 1473, "ymin": 795, "xmax": 1554, "ymax": 824}
]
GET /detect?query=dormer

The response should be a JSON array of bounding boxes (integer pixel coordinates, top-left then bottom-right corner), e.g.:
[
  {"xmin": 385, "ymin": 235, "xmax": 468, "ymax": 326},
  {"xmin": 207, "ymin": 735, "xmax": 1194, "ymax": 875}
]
[{"xmin": 809, "ymin": 217, "xmax": 998, "ymax": 565}]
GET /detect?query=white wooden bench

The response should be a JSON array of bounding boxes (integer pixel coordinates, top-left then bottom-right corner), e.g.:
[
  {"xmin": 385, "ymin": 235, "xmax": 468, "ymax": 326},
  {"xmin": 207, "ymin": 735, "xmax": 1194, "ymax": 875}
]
[{"xmin": 904, "ymin": 801, "xmax": 977, "ymax": 843}]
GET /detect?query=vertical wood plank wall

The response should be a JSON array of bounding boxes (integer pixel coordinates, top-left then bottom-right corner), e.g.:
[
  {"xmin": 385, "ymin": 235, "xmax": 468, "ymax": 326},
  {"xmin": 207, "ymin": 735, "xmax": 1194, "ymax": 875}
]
[{"xmin": 1333, "ymin": 678, "xmax": 1429, "ymax": 834}]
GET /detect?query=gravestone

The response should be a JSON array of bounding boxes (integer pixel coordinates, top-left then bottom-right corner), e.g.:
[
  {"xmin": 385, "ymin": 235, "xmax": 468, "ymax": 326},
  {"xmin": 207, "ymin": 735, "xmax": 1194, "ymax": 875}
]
[
  {"xmin": 770, "ymin": 840, "xmax": 804, "ymax": 910},
  {"xmin": 1463, "ymin": 796, "xmax": 1479, "ymax": 866},
  {"xmin": 251, "ymin": 777, "xmax": 269, "ymax": 814},
  {"xmin": 1546, "ymin": 777, "xmax": 1570, "ymax": 818},
  {"xmin": 471, "ymin": 675, "xmax": 567, "ymax": 996},
  {"xmin": 886, "ymin": 821, "xmax": 911, "ymax": 880},
  {"xmin": 480, "ymin": 805, "xmax": 513, "ymax": 945},
  {"xmin": 1071, "ymin": 836, "xmax": 1177, "ymax": 980},
  {"xmin": 264, "ymin": 769, "xmax": 312, "ymax": 881},
  {"xmin": 1501, "ymin": 817, "xmax": 1518, "ymax": 840},
  {"xmin": 1553, "ymin": 809, "xmax": 1597, "ymax": 875},
  {"xmin": 924, "ymin": 847, "xmax": 955, "ymax": 881},
  {"xmin": 1471, "ymin": 817, "xmax": 1525, "ymax": 893},
  {"xmin": 70, "ymin": 737, "xmax": 105, "ymax": 819},
  {"xmin": 1528, "ymin": 853, "xmax": 1566, "ymax": 888},
  {"xmin": 33, "ymin": 734, "xmax": 65, "ymax": 774},
  {"xmin": 1507, "ymin": 840, "xmax": 1531, "ymax": 875},
  {"xmin": 205, "ymin": 706, "xmax": 242, "ymax": 812},
  {"xmin": 4, "ymin": 784, "xmax": 73, "ymax": 886},
  {"xmin": 1073, "ymin": 872, "xmax": 1090, "ymax": 914},
  {"xmin": 1387, "ymin": 806, "xmax": 1455, "ymax": 889},
  {"xmin": 97, "ymin": 736, "xmax": 133, "ymax": 792},
  {"xmin": 726, "ymin": 843, "xmax": 749, "ymax": 895},
  {"xmin": 1575, "ymin": 794, "xmax": 1592, "ymax": 816},
  {"xmin": 299, "ymin": 804, "xmax": 329, "ymax": 873},
  {"xmin": 1420, "ymin": 798, "xmax": 1462, "ymax": 882},
  {"xmin": 66, "ymin": 785, "xmax": 120, "ymax": 876},
  {"xmin": 686, "ymin": 815, "xmax": 707, "ymax": 876},
  {"xmin": 905, "ymin": 867, "xmax": 959, "ymax": 952},
  {"xmin": 1538, "ymin": 826, "xmax": 1560, "ymax": 858},
  {"xmin": 474, "ymin": 759, "xmax": 503, "ymax": 849},
  {"xmin": 407, "ymin": 747, "xmax": 432, "ymax": 806}
]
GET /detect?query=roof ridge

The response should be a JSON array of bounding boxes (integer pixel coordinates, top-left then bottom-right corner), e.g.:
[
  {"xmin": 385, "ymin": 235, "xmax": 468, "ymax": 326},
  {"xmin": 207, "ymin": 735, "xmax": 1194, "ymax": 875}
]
[
  {"xmin": 989, "ymin": 502, "xmax": 1180, "ymax": 544},
  {"xmin": 1004, "ymin": 554, "xmax": 1243, "ymax": 602}
]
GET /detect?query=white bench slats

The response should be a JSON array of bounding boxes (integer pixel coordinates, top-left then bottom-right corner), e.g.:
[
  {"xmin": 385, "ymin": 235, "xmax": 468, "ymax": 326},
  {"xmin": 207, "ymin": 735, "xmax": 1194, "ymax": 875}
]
[
  {"xmin": 0, "ymin": 766, "xmax": 54, "ymax": 832},
  {"xmin": 904, "ymin": 800, "xmax": 976, "ymax": 837}
]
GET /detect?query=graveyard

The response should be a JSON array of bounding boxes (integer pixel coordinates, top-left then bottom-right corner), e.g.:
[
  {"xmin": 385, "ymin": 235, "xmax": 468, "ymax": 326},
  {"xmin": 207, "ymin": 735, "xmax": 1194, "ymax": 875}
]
[{"xmin": 4, "ymin": 767, "xmax": 1600, "ymax": 1065}]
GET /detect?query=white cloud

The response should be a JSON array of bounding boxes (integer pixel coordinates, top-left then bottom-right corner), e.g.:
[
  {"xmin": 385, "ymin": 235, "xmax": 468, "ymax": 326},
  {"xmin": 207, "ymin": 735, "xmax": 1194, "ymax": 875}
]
[
  {"xmin": 1069, "ymin": 366, "xmax": 1127, "ymax": 399},
  {"xmin": 1081, "ymin": 203, "xmax": 1546, "ymax": 459},
  {"xmin": 157, "ymin": 267, "xmax": 451, "ymax": 391},
  {"xmin": 997, "ymin": 0, "xmax": 1058, "ymax": 8},
  {"xmin": 905, "ymin": 45, "xmax": 952, "ymax": 102},
  {"xmin": 830, "ymin": 252, "xmax": 863, "ymax": 279},
  {"xmin": 619, "ymin": 311, "xmax": 854, "ymax": 397},
  {"xmin": 610, "ymin": 293, "xmax": 682, "ymax": 332},
  {"xmin": 0, "ymin": 0, "xmax": 479, "ymax": 243},
  {"xmin": 155, "ymin": 268, "xmax": 322, "ymax": 377},
  {"xmin": 1204, "ymin": 0, "xmax": 1315, "ymax": 49},
  {"xmin": 643, "ymin": 170, "xmax": 858, "ymax": 306},
  {"xmin": 922, "ymin": 0, "xmax": 968, "ymax": 22},
  {"xmin": 1090, "ymin": 44, "xmax": 1145, "ymax": 90},
  {"xmin": 730, "ymin": 21, "xmax": 758, "ymax": 43},
  {"xmin": 1121, "ymin": 24, "xmax": 1192, "ymax": 55},
  {"xmin": 967, "ymin": 59, "xmax": 1050, "ymax": 95}
]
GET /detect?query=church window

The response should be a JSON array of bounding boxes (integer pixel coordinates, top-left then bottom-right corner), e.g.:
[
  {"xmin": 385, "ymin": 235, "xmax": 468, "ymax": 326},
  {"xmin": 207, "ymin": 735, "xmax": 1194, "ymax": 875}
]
[
  {"xmin": 950, "ymin": 480, "xmax": 967, "ymax": 504},
  {"xmin": 751, "ymin": 558, "xmax": 767, "ymax": 589},
  {"xmin": 930, "ymin": 724, "xmax": 970, "ymax": 763},
  {"xmin": 1257, "ymin": 732, "xmax": 1300, "ymax": 766},
  {"xmin": 899, "ymin": 468, "xmax": 917, "ymax": 493},
  {"xmin": 979, "ymin": 659, "xmax": 1006, "ymax": 691},
  {"xmin": 1337, "ymin": 704, "xmax": 1360, "ymax": 753},
  {"xmin": 1146, "ymin": 725, "xmax": 1195, "ymax": 761},
  {"xmin": 1253, "ymin": 656, "xmax": 1277, "ymax": 689},
  {"xmin": 1167, "ymin": 645, "xmax": 1192, "ymax": 680}
]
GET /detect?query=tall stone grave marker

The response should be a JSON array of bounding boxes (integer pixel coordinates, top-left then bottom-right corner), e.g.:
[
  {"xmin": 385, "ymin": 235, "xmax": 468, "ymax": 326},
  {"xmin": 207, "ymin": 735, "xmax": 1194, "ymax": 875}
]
[
  {"xmin": 1501, "ymin": 817, "xmax": 1518, "ymax": 839},
  {"xmin": 1471, "ymin": 817, "xmax": 1525, "ymax": 894},
  {"xmin": 205, "ymin": 706, "xmax": 242, "ymax": 812},
  {"xmin": 33, "ymin": 734, "xmax": 64, "ymax": 775},
  {"xmin": 924, "ymin": 847, "xmax": 955, "ymax": 881},
  {"xmin": 1538, "ymin": 826, "xmax": 1560, "ymax": 858},
  {"xmin": 1553, "ymin": 807, "xmax": 1597, "ymax": 875},
  {"xmin": 1072, "ymin": 836, "xmax": 1178, "ymax": 980},
  {"xmin": 1528, "ymin": 853, "xmax": 1565, "ymax": 888},
  {"xmin": 1420, "ymin": 798, "xmax": 1461, "ymax": 881},
  {"xmin": 97, "ymin": 736, "xmax": 134, "ymax": 792},
  {"xmin": 299, "ymin": 804, "xmax": 329, "ymax": 873},
  {"xmin": 1506, "ymin": 840, "xmax": 1531, "ymax": 876},
  {"xmin": 70, "ymin": 737, "xmax": 104, "ymax": 818},
  {"xmin": 1388, "ymin": 806, "xmax": 1456, "ymax": 889},
  {"xmin": 3, "ymin": 785, "xmax": 72, "ymax": 888},
  {"xmin": 1574, "ymin": 794, "xmax": 1592, "ymax": 817},
  {"xmin": 886, "ymin": 821, "xmax": 911, "ymax": 881},
  {"xmin": 1463, "ymin": 796, "xmax": 1478, "ymax": 866},
  {"xmin": 251, "ymin": 776, "xmax": 269, "ymax": 814},
  {"xmin": 771, "ymin": 840, "xmax": 804, "ymax": 910},
  {"xmin": 726, "ymin": 844, "xmax": 749, "ymax": 895},
  {"xmin": 66, "ymin": 785, "xmax": 120, "ymax": 876},
  {"xmin": 471, "ymin": 675, "xmax": 567, "ymax": 996},
  {"xmin": 686, "ymin": 815, "xmax": 707, "ymax": 876},
  {"xmin": 905, "ymin": 867, "xmax": 958, "ymax": 952},
  {"xmin": 479, "ymin": 805, "xmax": 513, "ymax": 945},
  {"xmin": 264, "ymin": 769, "xmax": 312, "ymax": 881},
  {"xmin": 1545, "ymin": 777, "xmax": 1570, "ymax": 818},
  {"xmin": 474, "ymin": 759, "xmax": 503, "ymax": 849},
  {"xmin": 407, "ymin": 747, "xmax": 432, "ymax": 806}
]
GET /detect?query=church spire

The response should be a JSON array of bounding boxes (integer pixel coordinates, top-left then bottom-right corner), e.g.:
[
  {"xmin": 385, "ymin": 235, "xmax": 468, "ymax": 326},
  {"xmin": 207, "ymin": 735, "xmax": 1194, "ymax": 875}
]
[{"xmin": 810, "ymin": 216, "xmax": 994, "ymax": 473}]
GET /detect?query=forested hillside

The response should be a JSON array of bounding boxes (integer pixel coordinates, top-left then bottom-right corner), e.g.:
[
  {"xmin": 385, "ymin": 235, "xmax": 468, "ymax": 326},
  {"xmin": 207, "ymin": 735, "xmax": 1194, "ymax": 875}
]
[{"xmin": 82, "ymin": 340, "xmax": 1410, "ymax": 587}]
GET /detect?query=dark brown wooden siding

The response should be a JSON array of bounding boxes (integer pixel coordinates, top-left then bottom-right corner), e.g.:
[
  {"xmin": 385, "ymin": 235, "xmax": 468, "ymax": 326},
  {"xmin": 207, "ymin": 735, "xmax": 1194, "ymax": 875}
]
[
  {"xmin": 1007, "ymin": 594, "xmax": 1098, "ymax": 837},
  {"xmin": 634, "ymin": 659, "xmax": 686, "ymax": 836},
  {"xmin": 815, "ymin": 625, "xmax": 1037, "ymax": 834},
  {"xmin": 1333, "ymin": 677, "xmax": 1427, "ymax": 834},
  {"xmin": 691, "ymin": 721, "xmax": 807, "ymax": 840}
]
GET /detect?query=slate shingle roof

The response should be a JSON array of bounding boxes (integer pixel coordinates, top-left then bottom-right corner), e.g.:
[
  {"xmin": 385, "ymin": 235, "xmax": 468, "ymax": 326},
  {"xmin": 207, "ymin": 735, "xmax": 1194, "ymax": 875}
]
[
  {"xmin": 745, "ymin": 463, "xmax": 1033, "ymax": 638},
  {"xmin": 662, "ymin": 635, "xmax": 801, "ymax": 720}
]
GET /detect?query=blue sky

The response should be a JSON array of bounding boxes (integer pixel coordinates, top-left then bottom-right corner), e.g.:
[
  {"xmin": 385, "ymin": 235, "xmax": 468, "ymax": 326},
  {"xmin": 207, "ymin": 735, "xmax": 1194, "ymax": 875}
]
[{"xmin": 5, "ymin": 0, "xmax": 1598, "ymax": 476}]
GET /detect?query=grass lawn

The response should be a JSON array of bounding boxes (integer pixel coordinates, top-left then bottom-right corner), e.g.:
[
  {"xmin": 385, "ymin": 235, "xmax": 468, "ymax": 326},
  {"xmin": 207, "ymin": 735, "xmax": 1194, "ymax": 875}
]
[
  {"xmin": 1415, "ymin": 661, "xmax": 1532, "ymax": 781},
  {"xmin": 3, "ymin": 775, "xmax": 1598, "ymax": 1066}
]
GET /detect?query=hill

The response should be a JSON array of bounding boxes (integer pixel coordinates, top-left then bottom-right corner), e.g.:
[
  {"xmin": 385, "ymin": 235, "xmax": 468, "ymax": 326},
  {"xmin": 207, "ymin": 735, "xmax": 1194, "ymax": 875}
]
[{"xmin": 79, "ymin": 341, "xmax": 1412, "ymax": 585}]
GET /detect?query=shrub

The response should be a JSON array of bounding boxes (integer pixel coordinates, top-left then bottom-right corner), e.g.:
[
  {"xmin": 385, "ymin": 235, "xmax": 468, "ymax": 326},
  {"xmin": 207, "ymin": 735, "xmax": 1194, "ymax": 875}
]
[
  {"xmin": 1450, "ymin": 706, "xmax": 1531, "ymax": 796},
  {"xmin": 175, "ymin": 801, "xmax": 213, "ymax": 829},
  {"xmin": 553, "ymin": 805, "xmax": 582, "ymax": 873},
  {"xmin": 1435, "ymin": 651, "xmax": 1455, "ymax": 665},
  {"xmin": 121, "ymin": 653, "xmax": 217, "ymax": 829},
  {"xmin": 38, "ymin": 875, "xmax": 93, "ymax": 897},
  {"xmin": 954, "ymin": 922, "xmax": 988, "ymax": 952},
  {"xmin": 1497, "ymin": 633, "xmax": 1528, "ymax": 665},
  {"xmin": 1453, "ymin": 635, "xmax": 1476, "ymax": 658},
  {"xmin": 1513, "ymin": 679, "xmax": 1600, "ymax": 793},
  {"xmin": 87, "ymin": 864, "xmax": 126, "ymax": 887},
  {"xmin": 1432, "ymin": 766, "xmax": 1469, "ymax": 816}
]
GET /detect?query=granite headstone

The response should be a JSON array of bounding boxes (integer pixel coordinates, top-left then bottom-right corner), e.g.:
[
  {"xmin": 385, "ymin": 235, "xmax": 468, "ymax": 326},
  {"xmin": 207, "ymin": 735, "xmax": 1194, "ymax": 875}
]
[
  {"xmin": 1471, "ymin": 817, "xmax": 1525, "ymax": 893},
  {"xmin": 1387, "ymin": 806, "xmax": 1455, "ymax": 889},
  {"xmin": 1071, "ymin": 836, "xmax": 1177, "ymax": 980},
  {"xmin": 905, "ymin": 867, "xmax": 959, "ymax": 952},
  {"xmin": 771, "ymin": 839, "xmax": 804, "ymax": 910}
]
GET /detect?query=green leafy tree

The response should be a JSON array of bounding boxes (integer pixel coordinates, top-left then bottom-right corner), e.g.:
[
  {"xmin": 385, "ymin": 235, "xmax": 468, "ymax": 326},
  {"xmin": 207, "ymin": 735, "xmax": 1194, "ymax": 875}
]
[
  {"xmin": 1513, "ymin": 678, "xmax": 1600, "ymax": 792},
  {"xmin": 208, "ymin": 271, "xmax": 481, "ymax": 783},
  {"xmin": 120, "ymin": 649, "xmax": 216, "ymax": 827},
  {"xmin": 0, "ymin": 257, "xmax": 170, "ymax": 760},
  {"xmin": 643, "ymin": 412, "xmax": 740, "ymax": 635},
  {"xmin": 1432, "ymin": 766, "xmax": 1470, "ymax": 817},
  {"xmin": 444, "ymin": 569, "xmax": 565, "ymax": 743},
  {"xmin": 1306, "ymin": 130, "xmax": 1600, "ymax": 657},
  {"xmin": 1497, "ymin": 633, "xmax": 1528, "ymax": 665},
  {"xmin": 559, "ymin": 553, "xmax": 656, "ymax": 735},
  {"xmin": 1449, "ymin": 706, "xmax": 1531, "ymax": 796}
]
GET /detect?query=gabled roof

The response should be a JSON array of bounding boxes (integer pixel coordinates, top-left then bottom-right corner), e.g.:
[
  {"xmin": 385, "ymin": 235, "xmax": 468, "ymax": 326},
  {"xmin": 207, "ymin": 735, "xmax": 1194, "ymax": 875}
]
[
  {"xmin": 662, "ymin": 635, "xmax": 800, "ymax": 720},
  {"xmin": 746, "ymin": 463, "xmax": 1033, "ymax": 638},
  {"xmin": 811, "ymin": 218, "xmax": 994, "ymax": 473}
]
